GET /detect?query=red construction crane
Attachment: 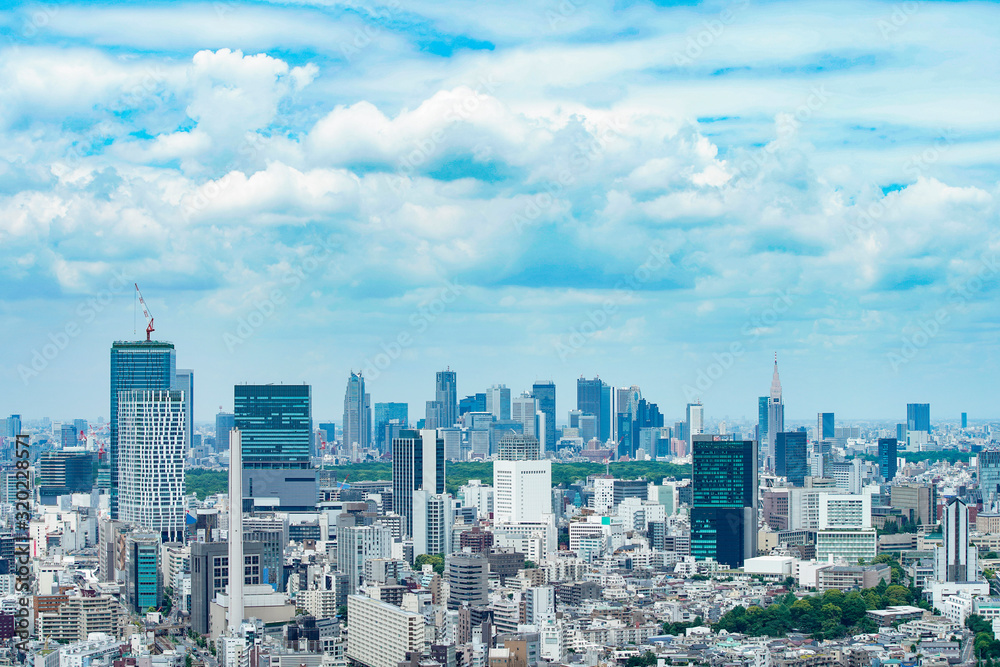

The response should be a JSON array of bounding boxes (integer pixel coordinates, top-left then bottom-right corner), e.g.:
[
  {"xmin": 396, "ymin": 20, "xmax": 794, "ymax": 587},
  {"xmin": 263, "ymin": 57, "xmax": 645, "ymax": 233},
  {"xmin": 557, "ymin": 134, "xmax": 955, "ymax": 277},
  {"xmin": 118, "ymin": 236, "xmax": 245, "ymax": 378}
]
[{"xmin": 135, "ymin": 283, "xmax": 155, "ymax": 341}]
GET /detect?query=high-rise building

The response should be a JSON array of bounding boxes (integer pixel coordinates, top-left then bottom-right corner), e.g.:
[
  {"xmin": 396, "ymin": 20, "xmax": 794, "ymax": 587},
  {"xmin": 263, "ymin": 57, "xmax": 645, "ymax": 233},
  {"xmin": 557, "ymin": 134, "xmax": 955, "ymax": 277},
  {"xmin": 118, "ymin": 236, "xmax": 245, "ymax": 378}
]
[
  {"xmin": 497, "ymin": 434, "xmax": 541, "ymax": 461},
  {"xmin": 878, "ymin": 438, "xmax": 898, "ymax": 482},
  {"xmin": 775, "ymin": 432, "xmax": 807, "ymax": 486},
  {"xmin": 413, "ymin": 491, "xmax": 453, "ymax": 558},
  {"xmin": 374, "ymin": 402, "xmax": 408, "ymax": 453},
  {"xmin": 446, "ymin": 552, "xmax": 488, "ymax": 609},
  {"xmin": 436, "ymin": 370, "xmax": 458, "ymax": 429},
  {"xmin": 685, "ymin": 403, "xmax": 704, "ymax": 449},
  {"xmin": 493, "ymin": 458, "xmax": 551, "ymax": 524},
  {"xmin": 392, "ymin": 429, "xmax": 445, "ymax": 537},
  {"xmin": 766, "ymin": 356, "xmax": 784, "ymax": 470},
  {"xmin": 338, "ymin": 523, "xmax": 392, "ymax": 594},
  {"xmin": 190, "ymin": 541, "xmax": 265, "ymax": 635},
  {"xmin": 485, "ymin": 385, "xmax": 511, "ymax": 421},
  {"xmin": 981, "ymin": 450, "xmax": 1000, "ymax": 507},
  {"xmin": 110, "ymin": 340, "xmax": 176, "ymax": 519},
  {"xmin": 347, "ymin": 594, "xmax": 426, "ymax": 667},
  {"xmin": 344, "ymin": 372, "xmax": 371, "ymax": 449},
  {"xmin": 38, "ymin": 452, "xmax": 97, "ymax": 502},
  {"xmin": 235, "ymin": 384, "xmax": 315, "ymax": 511},
  {"xmin": 691, "ymin": 435, "xmax": 757, "ymax": 568},
  {"xmin": 817, "ymin": 412, "xmax": 834, "ymax": 441},
  {"xmin": 125, "ymin": 532, "xmax": 162, "ymax": 613},
  {"xmin": 117, "ymin": 389, "xmax": 186, "ymax": 543},
  {"xmin": 511, "ymin": 394, "xmax": 538, "ymax": 441},
  {"xmin": 890, "ymin": 484, "xmax": 937, "ymax": 527},
  {"xmin": 757, "ymin": 397, "xmax": 768, "ymax": 445},
  {"xmin": 424, "ymin": 400, "xmax": 445, "ymax": 431},
  {"xmin": 175, "ymin": 369, "xmax": 194, "ymax": 457},
  {"xmin": 907, "ymin": 403, "xmax": 930, "ymax": 433},
  {"xmin": 459, "ymin": 393, "xmax": 486, "ymax": 416},
  {"xmin": 531, "ymin": 381, "xmax": 556, "ymax": 456},
  {"xmin": 962, "ymin": 412, "xmax": 968, "ymax": 429},
  {"xmin": 5, "ymin": 414, "xmax": 21, "ymax": 439},
  {"xmin": 215, "ymin": 411, "xmax": 234, "ymax": 453},
  {"xmin": 577, "ymin": 377, "xmax": 611, "ymax": 443},
  {"xmin": 936, "ymin": 498, "xmax": 977, "ymax": 583}
]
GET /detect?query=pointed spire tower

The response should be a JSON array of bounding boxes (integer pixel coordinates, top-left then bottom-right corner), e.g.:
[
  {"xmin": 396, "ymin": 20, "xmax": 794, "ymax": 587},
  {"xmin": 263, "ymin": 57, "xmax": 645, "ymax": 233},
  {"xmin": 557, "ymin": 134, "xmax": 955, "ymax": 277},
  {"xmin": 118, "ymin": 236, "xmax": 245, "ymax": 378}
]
[{"xmin": 766, "ymin": 353, "xmax": 785, "ymax": 471}]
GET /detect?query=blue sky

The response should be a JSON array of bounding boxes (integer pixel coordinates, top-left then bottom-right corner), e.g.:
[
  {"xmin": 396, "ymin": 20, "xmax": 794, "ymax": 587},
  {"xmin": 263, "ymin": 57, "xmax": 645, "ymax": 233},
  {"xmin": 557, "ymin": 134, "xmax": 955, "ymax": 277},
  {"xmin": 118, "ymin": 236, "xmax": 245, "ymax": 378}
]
[{"xmin": 1, "ymin": 0, "xmax": 998, "ymax": 427}]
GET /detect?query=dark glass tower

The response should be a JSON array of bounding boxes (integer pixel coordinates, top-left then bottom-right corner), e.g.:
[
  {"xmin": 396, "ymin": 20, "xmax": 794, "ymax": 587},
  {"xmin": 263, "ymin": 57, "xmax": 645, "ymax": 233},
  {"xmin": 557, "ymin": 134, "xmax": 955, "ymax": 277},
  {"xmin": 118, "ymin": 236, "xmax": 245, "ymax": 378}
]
[
  {"xmin": 757, "ymin": 397, "xmax": 768, "ymax": 445},
  {"xmin": 236, "ymin": 384, "xmax": 315, "ymax": 511},
  {"xmin": 878, "ymin": 437, "xmax": 898, "ymax": 482},
  {"xmin": 436, "ymin": 370, "xmax": 458, "ymax": 429},
  {"xmin": 775, "ymin": 431, "xmax": 807, "ymax": 486},
  {"xmin": 577, "ymin": 377, "xmax": 611, "ymax": 443},
  {"xmin": 392, "ymin": 429, "xmax": 445, "ymax": 537},
  {"xmin": 110, "ymin": 340, "xmax": 176, "ymax": 519},
  {"xmin": 817, "ymin": 412, "xmax": 835, "ymax": 440},
  {"xmin": 907, "ymin": 403, "xmax": 930, "ymax": 432},
  {"xmin": 691, "ymin": 435, "xmax": 757, "ymax": 567},
  {"xmin": 374, "ymin": 402, "xmax": 408, "ymax": 452},
  {"xmin": 531, "ymin": 380, "xmax": 556, "ymax": 455}
]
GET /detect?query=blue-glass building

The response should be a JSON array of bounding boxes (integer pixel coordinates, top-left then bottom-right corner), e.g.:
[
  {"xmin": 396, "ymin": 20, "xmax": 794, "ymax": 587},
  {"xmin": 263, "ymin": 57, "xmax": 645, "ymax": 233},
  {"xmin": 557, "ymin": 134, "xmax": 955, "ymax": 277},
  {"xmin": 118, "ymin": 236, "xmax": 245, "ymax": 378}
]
[
  {"xmin": 126, "ymin": 533, "xmax": 162, "ymax": 613},
  {"xmin": 691, "ymin": 435, "xmax": 757, "ymax": 568},
  {"xmin": 757, "ymin": 396, "xmax": 768, "ymax": 444},
  {"xmin": 459, "ymin": 394, "xmax": 486, "ymax": 415},
  {"xmin": 374, "ymin": 402, "xmax": 408, "ymax": 452},
  {"xmin": 817, "ymin": 412, "xmax": 835, "ymax": 440},
  {"xmin": 577, "ymin": 377, "xmax": 611, "ymax": 443},
  {"xmin": 110, "ymin": 340, "xmax": 176, "ymax": 519},
  {"xmin": 878, "ymin": 437, "xmax": 898, "ymax": 482},
  {"xmin": 775, "ymin": 431, "xmax": 807, "ymax": 486},
  {"xmin": 532, "ymin": 381, "xmax": 556, "ymax": 455},
  {"xmin": 907, "ymin": 403, "xmax": 931, "ymax": 432},
  {"xmin": 236, "ymin": 384, "xmax": 315, "ymax": 511}
]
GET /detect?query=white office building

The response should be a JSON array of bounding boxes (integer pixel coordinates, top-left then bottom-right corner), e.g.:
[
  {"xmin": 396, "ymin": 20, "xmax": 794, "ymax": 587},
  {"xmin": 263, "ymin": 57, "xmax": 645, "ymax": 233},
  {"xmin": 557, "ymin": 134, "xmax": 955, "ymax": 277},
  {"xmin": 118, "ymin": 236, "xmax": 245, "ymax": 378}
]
[
  {"xmin": 413, "ymin": 490, "xmax": 453, "ymax": 558},
  {"xmin": 494, "ymin": 459, "xmax": 551, "ymax": 524}
]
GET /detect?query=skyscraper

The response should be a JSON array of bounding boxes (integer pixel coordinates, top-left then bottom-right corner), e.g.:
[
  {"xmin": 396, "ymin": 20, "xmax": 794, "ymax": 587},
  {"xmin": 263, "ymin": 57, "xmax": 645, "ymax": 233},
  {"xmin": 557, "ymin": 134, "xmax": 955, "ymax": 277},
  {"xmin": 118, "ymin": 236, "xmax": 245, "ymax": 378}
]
[
  {"xmin": 175, "ymin": 368, "xmax": 194, "ymax": 457},
  {"xmin": 757, "ymin": 397, "xmax": 767, "ymax": 445},
  {"xmin": 413, "ymin": 490, "xmax": 453, "ymax": 558},
  {"xmin": 374, "ymin": 402, "xmax": 408, "ymax": 452},
  {"xmin": 110, "ymin": 340, "xmax": 176, "ymax": 519},
  {"xmin": 907, "ymin": 403, "xmax": 931, "ymax": 433},
  {"xmin": 117, "ymin": 389, "xmax": 186, "ymax": 543},
  {"xmin": 511, "ymin": 394, "xmax": 538, "ymax": 441},
  {"xmin": 691, "ymin": 435, "xmax": 757, "ymax": 568},
  {"xmin": 497, "ymin": 433, "xmax": 541, "ymax": 461},
  {"xmin": 344, "ymin": 372, "xmax": 371, "ymax": 449},
  {"xmin": 235, "ymin": 384, "xmax": 315, "ymax": 511},
  {"xmin": 392, "ymin": 429, "xmax": 445, "ymax": 537},
  {"xmin": 685, "ymin": 402, "xmax": 704, "ymax": 449},
  {"xmin": 817, "ymin": 412, "xmax": 834, "ymax": 441},
  {"xmin": 125, "ymin": 532, "xmax": 162, "ymax": 613},
  {"xmin": 215, "ymin": 411, "xmax": 235, "ymax": 453},
  {"xmin": 576, "ymin": 377, "xmax": 611, "ymax": 443},
  {"xmin": 878, "ymin": 438, "xmax": 898, "ymax": 482},
  {"xmin": 936, "ymin": 498, "xmax": 976, "ymax": 583},
  {"xmin": 485, "ymin": 385, "xmax": 511, "ymax": 420},
  {"xmin": 531, "ymin": 381, "xmax": 556, "ymax": 456},
  {"xmin": 5, "ymin": 414, "xmax": 21, "ymax": 439},
  {"xmin": 766, "ymin": 356, "xmax": 784, "ymax": 470},
  {"xmin": 962, "ymin": 412, "xmax": 968, "ymax": 429},
  {"xmin": 436, "ymin": 370, "xmax": 458, "ymax": 429},
  {"xmin": 979, "ymin": 450, "xmax": 1000, "ymax": 508},
  {"xmin": 459, "ymin": 394, "xmax": 486, "ymax": 416},
  {"xmin": 775, "ymin": 431, "xmax": 807, "ymax": 486}
]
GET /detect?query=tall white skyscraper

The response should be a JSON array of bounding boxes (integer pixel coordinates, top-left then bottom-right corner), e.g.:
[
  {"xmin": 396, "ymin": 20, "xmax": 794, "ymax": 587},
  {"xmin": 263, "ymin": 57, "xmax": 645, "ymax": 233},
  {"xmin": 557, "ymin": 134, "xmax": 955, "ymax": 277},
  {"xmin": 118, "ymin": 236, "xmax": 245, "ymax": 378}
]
[
  {"xmin": 685, "ymin": 402, "xmax": 704, "ymax": 448},
  {"xmin": 413, "ymin": 490, "xmax": 453, "ymax": 558},
  {"xmin": 511, "ymin": 393, "xmax": 538, "ymax": 439},
  {"xmin": 936, "ymin": 498, "xmax": 977, "ymax": 582},
  {"xmin": 767, "ymin": 355, "xmax": 785, "ymax": 470},
  {"xmin": 228, "ymin": 428, "xmax": 244, "ymax": 632},
  {"xmin": 117, "ymin": 389, "xmax": 186, "ymax": 543},
  {"xmin": 493, "ymin": 459, "xmax": 551, "ymax": 524}
]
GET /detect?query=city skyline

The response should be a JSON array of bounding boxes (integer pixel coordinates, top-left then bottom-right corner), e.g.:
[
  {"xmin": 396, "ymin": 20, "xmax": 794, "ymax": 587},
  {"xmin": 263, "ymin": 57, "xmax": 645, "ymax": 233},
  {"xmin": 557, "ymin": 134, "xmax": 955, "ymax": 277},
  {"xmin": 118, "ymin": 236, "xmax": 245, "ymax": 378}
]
[{"xmin": 1, "ymin": 1, "xmax": 998, "ymax": 423}]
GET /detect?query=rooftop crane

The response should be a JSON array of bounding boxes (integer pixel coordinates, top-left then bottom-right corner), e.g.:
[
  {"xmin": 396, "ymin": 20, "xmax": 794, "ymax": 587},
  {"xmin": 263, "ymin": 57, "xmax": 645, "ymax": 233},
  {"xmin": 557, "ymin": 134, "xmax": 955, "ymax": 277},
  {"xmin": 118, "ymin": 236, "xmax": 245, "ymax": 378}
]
[{"xmin": 135, "ymin": 283, "xmax": 155, "ymax": 341}]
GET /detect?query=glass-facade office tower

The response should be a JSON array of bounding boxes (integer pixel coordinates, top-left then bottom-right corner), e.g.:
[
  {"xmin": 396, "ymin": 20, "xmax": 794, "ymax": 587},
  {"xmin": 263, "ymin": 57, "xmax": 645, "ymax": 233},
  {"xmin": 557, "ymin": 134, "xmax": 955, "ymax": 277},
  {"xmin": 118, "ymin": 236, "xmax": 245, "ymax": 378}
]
[
  {"xmin": 531, "ymin": 381, "xmax": 556, "ymax": 456},
  {"xmin": 343, "ymin": 372, "xmax": 371, "ymax": 449},
  {"xmin": 485, "ymin": 385, "xmax": 511, "ymax": 421},
  {"xmin": 878, "ymin": 437, "xmax": 898, "ymax": 482},
  {"xmin": 175, "ymin": 369, "xmax": 194, "ymax": 456},
  {"xmin": 907, "ymin": 403, "xmax": 930, "ymax": 432},
  {"xmin": 691, "ymin": 435, "xmax": 757, "ymax": 568},
  {"xmin": 117, "ymin": 390, "xmax": 186, "ymax": 543},
  {"xmin": 216, "ymin": 411, "xmax": 235, "ymax": 453},
  {"xmin": 374, "ymin": 402, "xmax": 408, "ymax": 452},
  {"xmin": 436, "ymin": 370, "xmax": 458, "ymax": 429},
  {"xmin": 757, "ymin": 397, "xmax": 767, "ymax": 445},
  {"xmin": 459, "ymin": 394, "xmax": 486, "ymax": 415},
  {"xmin": 576, "ymin": 377, "xmax": 611, "ymax": 443},
  {"xmin": 235, "ymin": 384, "xmax": 315, "ymax": 511},
  {"xmin": 392, "ymin": 429, "xmax": 445, "ymax": 537},
  {"xmin": 775, "ymin": 431, "xmax": 807, "ymax": 486},
  {"xmin": 110, "ymin": 340, "xmax": 176, "ymax": 519},
  {"xmin": 817, "ymin": 412, "xmax": 834, "ymax": 440}
]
